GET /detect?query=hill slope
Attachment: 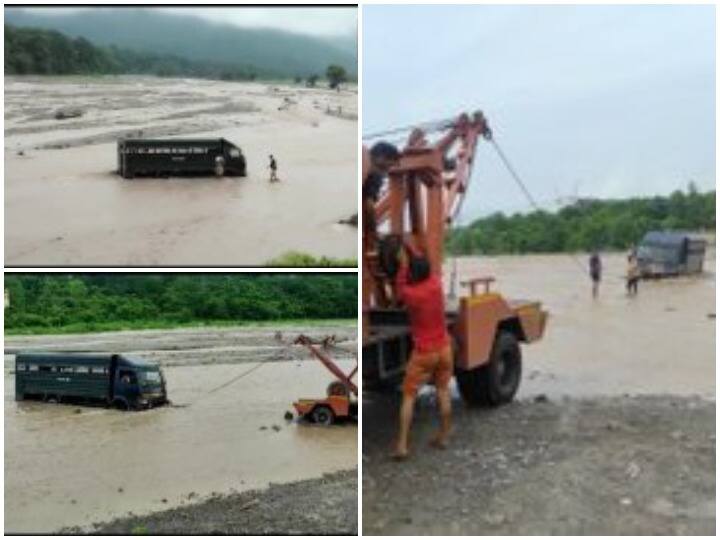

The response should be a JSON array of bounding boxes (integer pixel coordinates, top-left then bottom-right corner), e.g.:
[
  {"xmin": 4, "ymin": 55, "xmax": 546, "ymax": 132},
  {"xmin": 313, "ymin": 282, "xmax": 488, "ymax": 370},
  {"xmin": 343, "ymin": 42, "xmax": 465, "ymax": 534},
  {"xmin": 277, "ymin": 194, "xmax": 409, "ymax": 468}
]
[
  {"xmin": 5, "ymin": 7, "xmax": 357, "ymax": 78},
  {"xmin": 4, "ymin": 24, "xmax": 261, "ymax": 79}
]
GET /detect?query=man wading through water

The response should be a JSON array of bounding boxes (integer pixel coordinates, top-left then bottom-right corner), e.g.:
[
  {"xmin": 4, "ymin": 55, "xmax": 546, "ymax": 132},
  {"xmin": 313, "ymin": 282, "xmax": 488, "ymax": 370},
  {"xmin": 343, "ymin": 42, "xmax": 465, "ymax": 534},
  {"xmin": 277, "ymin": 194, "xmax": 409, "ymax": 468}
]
[
  {"xmin": 269, "ymin": 154, "xmax": 279, "ymax": 182},
  {"xmin": 393, "ymin": 244, "xmax": 453, "ymax": 460},
  {"xmin": 589, "ymin": 251, "xmax": 602, "ymax": 299}
]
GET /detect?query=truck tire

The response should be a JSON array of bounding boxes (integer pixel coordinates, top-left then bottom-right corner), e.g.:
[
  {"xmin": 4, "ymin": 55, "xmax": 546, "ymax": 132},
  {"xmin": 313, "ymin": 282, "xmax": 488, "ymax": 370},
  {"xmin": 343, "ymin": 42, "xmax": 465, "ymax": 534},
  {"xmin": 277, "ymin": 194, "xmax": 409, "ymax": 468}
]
[
  {"xmin": 112, "ymin": 398, "xmax": 130, "ymax": 411},
  {"xmin": 311, "ymin": 405, "xmax": 335, "ymax": 425},
  {"xmin": 456, "ymin": 331, "xmax": 521, "ymax": 407}
]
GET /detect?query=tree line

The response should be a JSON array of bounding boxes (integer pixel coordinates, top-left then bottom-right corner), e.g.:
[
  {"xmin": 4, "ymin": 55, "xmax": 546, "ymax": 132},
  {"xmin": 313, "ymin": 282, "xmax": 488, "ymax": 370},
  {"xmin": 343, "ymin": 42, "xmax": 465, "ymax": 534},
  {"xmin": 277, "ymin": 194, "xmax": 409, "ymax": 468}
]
[
  {"xmin": 5, "ymin": 274, "xmax": 357, "ymax": 333},
  {"xmin": 5, "ymin": 24, "xmax": 262, "ymax": 80},
  {"xmin": 447, "ymin": 185, "xmax": 715, "ymax": 255},
  {"xmin": 5, "ymin": 24, "xmax": 355, "ymax": 86}
]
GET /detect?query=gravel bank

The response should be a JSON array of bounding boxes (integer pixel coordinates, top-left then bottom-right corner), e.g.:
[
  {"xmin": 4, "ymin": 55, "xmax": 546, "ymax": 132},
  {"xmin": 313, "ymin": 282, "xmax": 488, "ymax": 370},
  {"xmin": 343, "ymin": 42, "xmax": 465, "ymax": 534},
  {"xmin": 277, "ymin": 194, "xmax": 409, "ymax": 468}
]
[
  {"xmin": 363, "ymin": 394, "xmax": 714, "ymax": 535},
  {"xmin": 71, "ymin": 469, "xmax": 357, "ymax": 535}
]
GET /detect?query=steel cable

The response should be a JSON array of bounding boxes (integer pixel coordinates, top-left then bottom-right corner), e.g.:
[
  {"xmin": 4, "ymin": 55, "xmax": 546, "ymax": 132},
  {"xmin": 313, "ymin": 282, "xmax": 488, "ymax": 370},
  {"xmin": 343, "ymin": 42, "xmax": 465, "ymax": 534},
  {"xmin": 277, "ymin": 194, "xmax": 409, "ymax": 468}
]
[{"xmin": 488, "ymin": 137, "xmax": 593, "ymax": 277}]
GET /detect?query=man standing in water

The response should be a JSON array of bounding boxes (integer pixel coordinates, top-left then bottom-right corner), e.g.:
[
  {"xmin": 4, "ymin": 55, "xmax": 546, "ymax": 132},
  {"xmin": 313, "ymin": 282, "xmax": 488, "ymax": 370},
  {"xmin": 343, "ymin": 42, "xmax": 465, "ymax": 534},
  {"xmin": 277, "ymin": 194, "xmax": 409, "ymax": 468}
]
[
  {"xmin": 589, "ymin": 251, "xmax": 602, "ymax": 298},
  {"xmin": 626, "ymin": 252, "xmax": 640, "ymax": 296},
  {"xmin": 269, "ymin": 154, "xmax": 279, "ymax": 182},
  {"xmin": 393, "ymin": 245, "xmax": 453, "ymax": 460}
]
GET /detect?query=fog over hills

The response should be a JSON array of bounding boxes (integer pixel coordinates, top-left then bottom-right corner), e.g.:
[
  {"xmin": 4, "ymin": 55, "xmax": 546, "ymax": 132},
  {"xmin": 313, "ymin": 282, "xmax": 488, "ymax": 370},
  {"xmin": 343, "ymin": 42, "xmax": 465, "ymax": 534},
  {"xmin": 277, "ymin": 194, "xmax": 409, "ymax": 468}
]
[{"xmin": 5, "ymin": 7, "xmax": 357, "ymax": 78}]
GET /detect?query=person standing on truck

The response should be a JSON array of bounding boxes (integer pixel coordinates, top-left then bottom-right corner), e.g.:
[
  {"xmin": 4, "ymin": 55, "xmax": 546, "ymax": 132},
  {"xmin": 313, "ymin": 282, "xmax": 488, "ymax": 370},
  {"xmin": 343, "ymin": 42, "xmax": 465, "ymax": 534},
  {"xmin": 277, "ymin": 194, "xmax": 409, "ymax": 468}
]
[
  {"xmin": 269, "ymin": 154, "xmax": 279, "ymax": 182},
  {"xmin": 392, "ymin": 244, "xmax": 453, "ymax": 460},
  {"xmin": 362, "ymin": 141, "xmax": 400, "ymax": 208},
  {"xmin": 589, "ymin": 251, "xmax": 602, "ymax": 299},
  {"xmin": 361, "ymin": 142, "xmax": 401, "ymax": 333}
]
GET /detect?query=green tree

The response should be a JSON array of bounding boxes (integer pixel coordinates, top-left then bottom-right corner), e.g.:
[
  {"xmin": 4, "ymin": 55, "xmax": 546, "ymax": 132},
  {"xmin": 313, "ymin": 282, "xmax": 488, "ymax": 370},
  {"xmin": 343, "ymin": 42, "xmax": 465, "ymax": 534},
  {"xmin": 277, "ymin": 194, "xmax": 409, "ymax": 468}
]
[{"xmin": 325, "ymin": 64, "xmax": 347, "ymax": 90}]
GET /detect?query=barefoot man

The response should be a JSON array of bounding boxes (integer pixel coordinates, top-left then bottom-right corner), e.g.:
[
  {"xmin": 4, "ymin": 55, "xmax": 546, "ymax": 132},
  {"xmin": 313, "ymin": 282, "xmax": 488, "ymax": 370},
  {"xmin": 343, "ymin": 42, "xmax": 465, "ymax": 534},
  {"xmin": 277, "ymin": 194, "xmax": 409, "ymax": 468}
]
[{"xmin": 393, "ymin": 245, "xmax": 453, "ymax": 459}]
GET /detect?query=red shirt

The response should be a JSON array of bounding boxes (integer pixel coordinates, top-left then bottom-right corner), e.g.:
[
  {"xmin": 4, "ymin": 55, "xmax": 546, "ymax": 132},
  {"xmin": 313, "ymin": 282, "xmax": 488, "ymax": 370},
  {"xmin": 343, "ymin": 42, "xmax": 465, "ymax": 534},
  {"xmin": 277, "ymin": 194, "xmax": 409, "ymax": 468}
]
[{"xmin": 396, "ymin": 263, "xmax": 449, "ymax": 353}]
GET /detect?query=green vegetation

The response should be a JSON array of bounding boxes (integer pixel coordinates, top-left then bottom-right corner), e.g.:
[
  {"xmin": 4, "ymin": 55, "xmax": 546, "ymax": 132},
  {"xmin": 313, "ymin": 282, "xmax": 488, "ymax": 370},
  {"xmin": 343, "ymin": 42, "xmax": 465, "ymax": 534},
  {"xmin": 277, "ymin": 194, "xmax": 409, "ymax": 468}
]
[
  {"xmin": 5, "ymin": 8, "xmax": 357, "ymax": 79},
  {"xmin": 5, "ymin": 274, "xmax": 357, "ymax": 335},
  {"xmin": 447, "ymin": 186, "xmax": 715, "ymax": 255},
  {"xmin": 130, "ymin": 524, "xmax": 149, "ymax": 535},
  {"xmin": 5, "ymin": 22, "xmax": 357, "ymax": 86},
  {"xmin": 5, "ymin": 24, "xmax": 261, "ymax": 80},
  {"xmin": 266, "ymin": 252, "xmax": 357, "ymax": 268},
  {"xmin": 326, "ymin": 64, "xmax": 348, "ymax": 89}
]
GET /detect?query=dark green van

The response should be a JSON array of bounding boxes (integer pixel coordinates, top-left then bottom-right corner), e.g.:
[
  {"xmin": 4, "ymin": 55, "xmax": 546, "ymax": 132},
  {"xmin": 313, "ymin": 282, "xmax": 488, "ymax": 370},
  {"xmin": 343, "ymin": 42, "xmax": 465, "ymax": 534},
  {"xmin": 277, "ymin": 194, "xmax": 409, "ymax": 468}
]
[
  {"xmin": 15, "ymin": 353, "xmax": 168, "ymax": 410},
  {"xmin": 117, "ymin": 138, "xmax": 247, "ymax": 179}
]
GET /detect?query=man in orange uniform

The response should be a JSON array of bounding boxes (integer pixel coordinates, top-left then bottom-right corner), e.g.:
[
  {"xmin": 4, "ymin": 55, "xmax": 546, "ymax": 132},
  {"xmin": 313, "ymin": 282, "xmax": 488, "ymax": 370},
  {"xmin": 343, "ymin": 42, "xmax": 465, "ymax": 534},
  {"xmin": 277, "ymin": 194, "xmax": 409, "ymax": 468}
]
[{"xmin": 393, "ymin": 246, "xmax": 453, "ymax": 459}]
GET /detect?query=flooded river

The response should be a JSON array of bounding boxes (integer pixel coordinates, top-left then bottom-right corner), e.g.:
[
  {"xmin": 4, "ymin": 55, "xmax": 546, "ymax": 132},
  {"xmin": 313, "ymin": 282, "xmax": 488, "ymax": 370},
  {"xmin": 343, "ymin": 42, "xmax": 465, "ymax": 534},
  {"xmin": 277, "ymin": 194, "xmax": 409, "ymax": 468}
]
[
  {"xmin": 4, "ymin": 326, "xmax": 357, "ymax": 533},
  {"xmin": 448, "ymin": 250, "xmax": 715, "ymax": 399},
  {"xmin": 5, "ymin": 76, "xmax": 357, "ymax": 266}
]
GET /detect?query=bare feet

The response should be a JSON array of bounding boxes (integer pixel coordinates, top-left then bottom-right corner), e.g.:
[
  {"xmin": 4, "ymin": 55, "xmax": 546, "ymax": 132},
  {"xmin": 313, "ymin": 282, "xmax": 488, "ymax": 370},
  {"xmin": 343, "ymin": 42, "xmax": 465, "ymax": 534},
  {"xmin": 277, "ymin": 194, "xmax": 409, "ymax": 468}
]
[
  {"xmin": 429, "ymin": 432, "xmax": 449, "ymax": 450},
  {"xmin": 391, "ymin": 444, "xmax": 409, "ymax": 461}
]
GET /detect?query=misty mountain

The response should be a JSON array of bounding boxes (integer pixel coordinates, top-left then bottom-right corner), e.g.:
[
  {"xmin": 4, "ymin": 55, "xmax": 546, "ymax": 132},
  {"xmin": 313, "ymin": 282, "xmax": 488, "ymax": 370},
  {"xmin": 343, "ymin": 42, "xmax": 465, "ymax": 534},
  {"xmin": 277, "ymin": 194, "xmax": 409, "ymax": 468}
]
[
  {"xmin": 5, "ymin": 24, "xmax": 262, "ymax": 80},
  {"xmin": 4, "ymin": 7, "xmax": 357, "ymax": 78}
]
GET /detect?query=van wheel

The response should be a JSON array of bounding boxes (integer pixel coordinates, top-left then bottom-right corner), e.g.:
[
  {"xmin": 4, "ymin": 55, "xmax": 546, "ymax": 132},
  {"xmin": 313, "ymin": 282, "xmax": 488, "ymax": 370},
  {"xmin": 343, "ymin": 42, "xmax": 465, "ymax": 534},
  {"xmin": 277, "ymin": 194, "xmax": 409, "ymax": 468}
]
[
  {"xmin": 311, "ymin": 405, "xmax": 335, "ymax": 425},
  {"xmin": 214, "ymin": 164, "xmax": 225, "ymax": 177},
  {"xmin": 112, "ymin": 399, "xmax": 130, "ymax": 411},
  {"xmin": 456, "ymin": 331, "xmax": 522, "ymax": 407}
]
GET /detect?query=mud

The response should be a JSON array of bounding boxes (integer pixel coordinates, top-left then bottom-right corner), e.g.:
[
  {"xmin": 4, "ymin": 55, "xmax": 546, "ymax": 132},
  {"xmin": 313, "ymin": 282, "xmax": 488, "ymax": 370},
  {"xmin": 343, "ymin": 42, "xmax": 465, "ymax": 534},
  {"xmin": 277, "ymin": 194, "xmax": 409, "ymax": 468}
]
[
  {"xmin": 4, "ymin": 324, "xmax": 357, "ymax": 533},
  {"xmin": 363, "ymin": 250, "xmax": 715, "ymax": 534},
  {"xmin": 5, "ymin": 323, "xmax": 357, "ymax": 367},
  {"xmin": 73, "ymin": 469, "xmax": 357, "ymax": 535},
  {"xmin": 5, "ymin": 76, "xmax": 357, "ymax": 266}
]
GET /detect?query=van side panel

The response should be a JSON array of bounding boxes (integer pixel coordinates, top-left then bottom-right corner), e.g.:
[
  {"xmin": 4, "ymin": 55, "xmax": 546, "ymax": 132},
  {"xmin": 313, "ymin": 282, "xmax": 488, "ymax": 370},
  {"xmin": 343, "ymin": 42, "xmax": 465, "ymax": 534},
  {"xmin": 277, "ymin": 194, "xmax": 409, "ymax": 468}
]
[{"xmin": 15, "ymin": 355, "xmax": 112, "ymax": 401}]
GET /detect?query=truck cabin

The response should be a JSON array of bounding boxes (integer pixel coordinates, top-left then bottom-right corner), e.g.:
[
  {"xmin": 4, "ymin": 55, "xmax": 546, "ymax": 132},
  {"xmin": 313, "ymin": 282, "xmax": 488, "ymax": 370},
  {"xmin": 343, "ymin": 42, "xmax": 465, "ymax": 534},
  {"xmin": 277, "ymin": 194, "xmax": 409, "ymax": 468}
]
[
  {"xmin": 637, "ymin": 231, "xmax": 706, "ymax": 277},
  {"xmin": 117, "ymin": 138, "xmax": 247, "ymax": 179},
  {"xmin": 15, "ymin": 353, "xmax": 167, "ymax": 410}
]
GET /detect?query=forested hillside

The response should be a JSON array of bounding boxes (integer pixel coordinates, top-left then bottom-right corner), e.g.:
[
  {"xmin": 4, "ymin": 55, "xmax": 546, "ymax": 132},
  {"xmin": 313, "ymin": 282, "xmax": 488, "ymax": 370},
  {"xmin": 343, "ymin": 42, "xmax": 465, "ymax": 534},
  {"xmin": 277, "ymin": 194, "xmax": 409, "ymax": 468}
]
[
  {"xmin": 5, "ymin": 274, "xmax": 357, "ymax": 334},
  {"xmin": 447, "ymin": 186, "xmax": 715, "ymax": 255},
  {"xmin": 5, "ymin": 24, "xmax": 263, "ymax": 80},
  {"xmin": 5, "ymin": 8, "xmax": 357, "ymax": 78}
]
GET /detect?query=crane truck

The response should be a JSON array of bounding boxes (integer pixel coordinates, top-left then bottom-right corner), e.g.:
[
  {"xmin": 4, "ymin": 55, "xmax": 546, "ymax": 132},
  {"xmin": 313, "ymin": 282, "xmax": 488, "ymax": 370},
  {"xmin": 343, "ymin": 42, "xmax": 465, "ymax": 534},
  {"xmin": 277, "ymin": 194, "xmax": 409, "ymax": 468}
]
[{"xmin": 362, "ymin": 111, "xmax": 548, "ymax": 405}]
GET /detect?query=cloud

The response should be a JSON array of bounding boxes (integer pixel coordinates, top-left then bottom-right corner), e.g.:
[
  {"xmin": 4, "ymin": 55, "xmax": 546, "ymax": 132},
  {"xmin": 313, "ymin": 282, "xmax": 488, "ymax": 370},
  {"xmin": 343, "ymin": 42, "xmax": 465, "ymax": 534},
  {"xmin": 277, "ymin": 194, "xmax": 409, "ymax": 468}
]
[
  {"xmin": 363, "ymin": 4, "xmax": 715, "ymax": 217},
  {"xmin": 12, "ymin": 6, "xmax": 357, "ymax": 38}
]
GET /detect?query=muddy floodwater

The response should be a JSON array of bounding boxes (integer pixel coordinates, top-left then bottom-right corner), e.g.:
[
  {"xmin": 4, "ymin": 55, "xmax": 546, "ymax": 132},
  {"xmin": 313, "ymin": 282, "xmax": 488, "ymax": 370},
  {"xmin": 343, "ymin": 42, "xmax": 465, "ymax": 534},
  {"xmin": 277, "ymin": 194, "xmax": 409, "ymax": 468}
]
[
  {"xmin": 446, "ymin": 249, "xmax": 715, "ymax": 399},
  {"xmin": 4, "ymin": 325, "xmax": 357, "ymax": 533},
  {"xmin": 4, "ymin": 76, "xmax": 357, "ymax": 266}
]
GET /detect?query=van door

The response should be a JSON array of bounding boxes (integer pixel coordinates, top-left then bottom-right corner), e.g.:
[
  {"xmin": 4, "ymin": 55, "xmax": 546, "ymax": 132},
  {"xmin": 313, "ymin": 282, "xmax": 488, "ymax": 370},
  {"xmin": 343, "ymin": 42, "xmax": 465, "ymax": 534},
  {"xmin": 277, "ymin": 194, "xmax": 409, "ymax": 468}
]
[
  {"xmin": 115, "ymin": 369, "xmax": 140, "ymax": 406},
  {"xmin": 109, "ymin": 355, "xmax": 119, "ymax": 400}
]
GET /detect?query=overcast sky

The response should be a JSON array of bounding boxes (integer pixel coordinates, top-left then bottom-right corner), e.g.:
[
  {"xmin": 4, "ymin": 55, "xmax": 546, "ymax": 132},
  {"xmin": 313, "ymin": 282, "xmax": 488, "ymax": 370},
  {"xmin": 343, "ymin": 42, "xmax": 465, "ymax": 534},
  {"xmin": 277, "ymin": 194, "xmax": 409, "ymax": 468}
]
[
  {"xmin": 363, "ymin": 4, "xmax": 715, "ymax": 220},
  {"xmin": 161, "ymin": 7, "xmax": 356, "ymax": 37},
  {"xmin": 20, "ymin": 7, "xmax": 357, "ymax": 38}
]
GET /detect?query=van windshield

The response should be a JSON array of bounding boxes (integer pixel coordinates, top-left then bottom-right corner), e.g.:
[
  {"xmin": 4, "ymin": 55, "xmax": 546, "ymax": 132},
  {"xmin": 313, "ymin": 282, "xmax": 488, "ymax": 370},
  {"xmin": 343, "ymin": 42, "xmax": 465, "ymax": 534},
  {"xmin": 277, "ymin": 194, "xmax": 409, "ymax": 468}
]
[{"xmin": 139, "ymin": 370, "xmax": 162, "ymax": 385}]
